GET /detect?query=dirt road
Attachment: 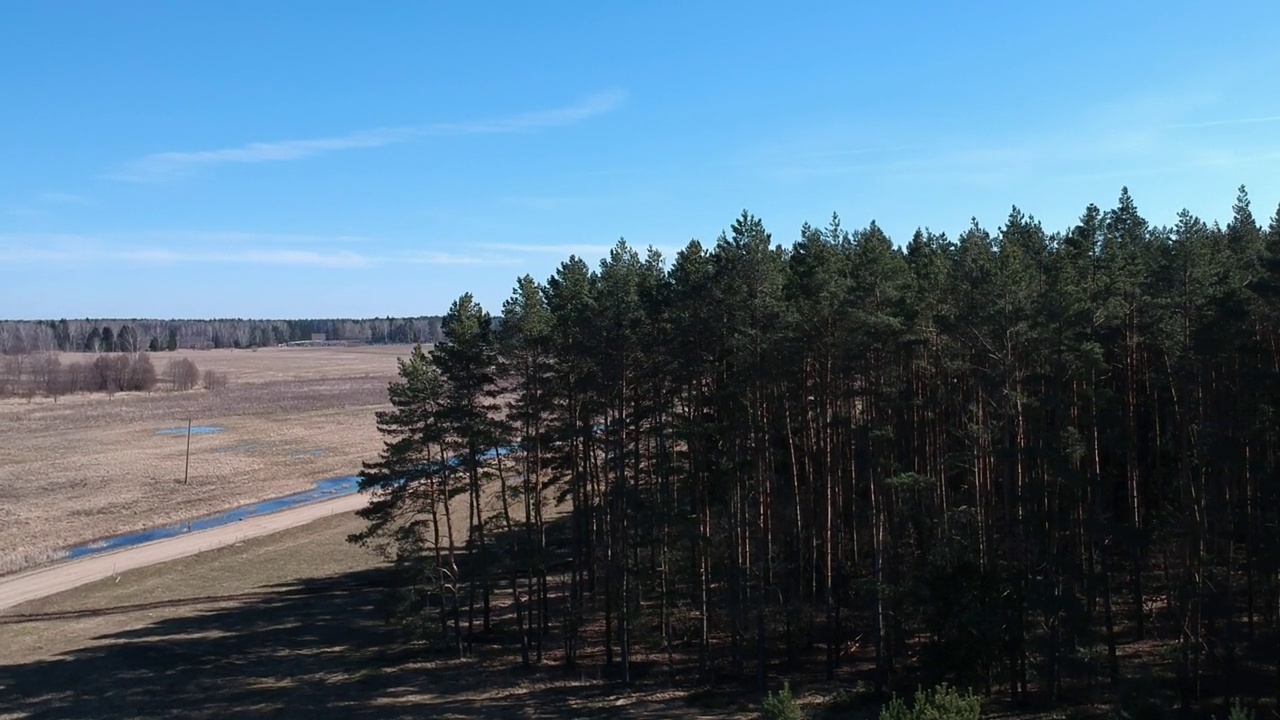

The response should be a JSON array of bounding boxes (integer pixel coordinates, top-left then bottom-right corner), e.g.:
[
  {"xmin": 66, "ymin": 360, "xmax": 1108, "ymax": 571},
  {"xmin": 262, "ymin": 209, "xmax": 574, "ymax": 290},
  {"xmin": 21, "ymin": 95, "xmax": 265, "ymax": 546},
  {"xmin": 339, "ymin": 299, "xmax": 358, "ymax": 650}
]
[{"xmin": 0, "ymin": 493, "xmax": 368, "ymax": 612}]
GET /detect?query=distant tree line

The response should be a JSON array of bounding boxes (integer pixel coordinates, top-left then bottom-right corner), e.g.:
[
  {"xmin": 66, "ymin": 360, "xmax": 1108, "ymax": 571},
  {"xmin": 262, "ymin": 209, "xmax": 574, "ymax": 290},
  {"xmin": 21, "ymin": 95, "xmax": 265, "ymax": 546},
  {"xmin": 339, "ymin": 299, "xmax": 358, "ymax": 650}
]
[
  {"xmin": 0, "ymin": 352, "xmax": 225, "ymax": 400},
  {"xmin": 0, "ymin": 316, "xmax": 444, "ymax": 354},
  {"xmin": 357, "ymin": 186, "xmax": 1280, "ymax": 714}
]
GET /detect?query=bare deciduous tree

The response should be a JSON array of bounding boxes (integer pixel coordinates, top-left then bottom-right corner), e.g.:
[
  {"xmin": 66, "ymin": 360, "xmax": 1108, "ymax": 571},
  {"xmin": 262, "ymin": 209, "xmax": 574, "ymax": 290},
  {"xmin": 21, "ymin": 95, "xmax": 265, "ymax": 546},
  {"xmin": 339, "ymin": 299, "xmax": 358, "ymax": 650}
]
[
  {"xmin": 202, "ymin": 369, "xmax": 228, "ymax": 391},
  {"xmin": 33, "ymin": 353, "xmax": 62, "ymax": 401},
  {"xmin": 0, "ymin": 354, "xmax": 23, "ymax": 397},
  {"xmin": 64, "ymin": 361, "xmax": 91, "ymax": 394},
  {"xmin": 169, "ymin": 358, "xmax": 199, "ymax": 391},
  {"xmin": 125, "ymin": 353, "xmax": 157, "ymax": 392},
  {"xmin": 91, "ymin": 354, "xmax": 130, "ymax": 394}
]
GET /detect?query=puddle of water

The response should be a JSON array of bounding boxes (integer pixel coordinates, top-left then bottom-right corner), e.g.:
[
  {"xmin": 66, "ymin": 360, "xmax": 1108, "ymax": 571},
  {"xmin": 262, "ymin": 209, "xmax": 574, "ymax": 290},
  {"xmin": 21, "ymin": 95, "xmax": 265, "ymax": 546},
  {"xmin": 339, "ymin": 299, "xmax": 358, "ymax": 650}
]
[
  {"xmin": 436, "ymin": 445, "xmax": 512, "ymax": 470},
  {"xmin": 291, "ymin": 448, "xmax": 327, "ymax": 459},
  {"xmin": 156, "ymin": 425, "xmax": 225, "ymax": 436},
  {"xmin": 62, "ymin": 445, "xmax": 518, "ymax": 563},
  {"xmin": 64, "ymin": 476, "xmax": 360, "ymax": 560}
]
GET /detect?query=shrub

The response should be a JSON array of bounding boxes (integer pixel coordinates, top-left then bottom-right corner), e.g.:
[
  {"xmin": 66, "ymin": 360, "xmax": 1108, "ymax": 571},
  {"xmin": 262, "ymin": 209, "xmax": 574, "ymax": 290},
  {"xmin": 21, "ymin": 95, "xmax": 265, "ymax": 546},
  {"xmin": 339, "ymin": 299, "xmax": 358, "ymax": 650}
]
[
  {"xmin": 169, "ymin": 357, "xmax": 199, "ymax": 391},
  {"xmin": 92, "ymin": 353, "xmax": 130, "ymax": 393},
  {"xmin": 1226, "ymin": 700, "xmax": 1255, "ymax": 720},
  {"xmin": 763, "ymin": 681, "xmax": 805, "ymax": 720},
  {"xmin": 203, "ymin": 368, "xmax": 228, "ymax": 391},
  {"xmin": 63, "ymin": 361, "xmax": 91, "ymax": 393},
  {"xmin": 125, "ymin": 353, "xmax": 157, "ymax": 392},
  {"xmin": 879, "ymin": 684, "xmax": 981, "ymax": 720}
]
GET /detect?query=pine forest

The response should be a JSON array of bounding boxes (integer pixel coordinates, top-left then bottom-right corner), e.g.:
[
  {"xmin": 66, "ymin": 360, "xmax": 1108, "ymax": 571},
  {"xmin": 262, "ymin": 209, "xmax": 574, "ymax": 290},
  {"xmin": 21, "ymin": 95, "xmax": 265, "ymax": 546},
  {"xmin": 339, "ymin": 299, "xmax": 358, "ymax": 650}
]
[{"xmin": 355, "ymin": 186, "xmax": 1280, "ymax": 713}]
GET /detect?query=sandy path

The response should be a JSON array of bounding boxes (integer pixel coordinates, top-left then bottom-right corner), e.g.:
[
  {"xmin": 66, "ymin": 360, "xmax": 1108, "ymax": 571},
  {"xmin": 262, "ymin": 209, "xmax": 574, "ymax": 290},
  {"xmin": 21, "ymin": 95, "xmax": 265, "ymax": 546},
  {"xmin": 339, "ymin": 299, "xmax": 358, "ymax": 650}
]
[{"xmin": 0, "ymin": 493, "xmax": 368, "ymax": 612}]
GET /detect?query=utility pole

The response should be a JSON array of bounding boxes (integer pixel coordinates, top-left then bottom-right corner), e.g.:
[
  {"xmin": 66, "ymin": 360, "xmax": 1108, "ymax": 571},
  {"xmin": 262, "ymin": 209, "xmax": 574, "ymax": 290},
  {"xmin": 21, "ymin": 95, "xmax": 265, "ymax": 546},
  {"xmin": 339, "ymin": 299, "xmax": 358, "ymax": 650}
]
[{"xmin": 183, "ymin": 418, "xmax": 192, "ymax": 485}]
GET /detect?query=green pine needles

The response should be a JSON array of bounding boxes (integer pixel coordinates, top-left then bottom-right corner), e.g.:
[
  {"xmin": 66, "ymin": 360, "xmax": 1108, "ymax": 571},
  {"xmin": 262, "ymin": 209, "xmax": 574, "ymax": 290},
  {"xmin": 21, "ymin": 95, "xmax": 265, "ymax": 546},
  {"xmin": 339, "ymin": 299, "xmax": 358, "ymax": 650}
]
[
  {"xmin": 879, "ymin": 684, "xmax": 982, "ymax": 720},
  {"xmin": 762, "ymin": 681, "xmax": 805, "ymax": 720},
  {"xmin": 1226, "ymin": 700, "xmax": 1255, "ymax": 720}
]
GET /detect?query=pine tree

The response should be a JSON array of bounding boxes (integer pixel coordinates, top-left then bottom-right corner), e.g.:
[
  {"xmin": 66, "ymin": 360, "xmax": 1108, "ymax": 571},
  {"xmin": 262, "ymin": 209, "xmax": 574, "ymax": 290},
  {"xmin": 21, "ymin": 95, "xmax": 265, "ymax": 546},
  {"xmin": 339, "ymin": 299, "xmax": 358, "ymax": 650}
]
[
  {"xmin": 351, "ymin": 344, "xmax": 464, "ymax": 653},
  {"xmin": 344, "ymin": 188, "xmax": 1280, "ymax": 711},
  {"xmin": 499, "ymin": 274, "xmax": 556, "ymax": 663},
  {"xmin": 433, "ymin": 293, "xmax": 504, "ymax": 643}
]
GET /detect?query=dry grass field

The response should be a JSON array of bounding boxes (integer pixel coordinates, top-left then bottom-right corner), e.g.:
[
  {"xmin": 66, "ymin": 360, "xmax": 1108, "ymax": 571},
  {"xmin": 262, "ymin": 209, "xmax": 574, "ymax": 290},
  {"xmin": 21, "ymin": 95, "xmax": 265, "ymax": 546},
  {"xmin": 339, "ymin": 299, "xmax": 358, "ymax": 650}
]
[
  {"xmin": 0, "ymin": 510, "xmax": 748, "ymax": 719},
  {"xmin": 0, "ymin": 345, "xmax": 416, "ymax": 575}
]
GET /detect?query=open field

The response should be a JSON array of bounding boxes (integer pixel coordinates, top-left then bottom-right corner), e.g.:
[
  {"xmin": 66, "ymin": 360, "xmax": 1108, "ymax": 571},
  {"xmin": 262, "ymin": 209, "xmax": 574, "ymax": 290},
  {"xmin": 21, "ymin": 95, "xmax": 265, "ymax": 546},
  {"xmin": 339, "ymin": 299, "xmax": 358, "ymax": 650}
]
[
  {"xmin": 0, "ymin": 507, "xmax": 1255, "ymax": 720},
  {"xmin": 0, "ymin": 345, "xmax": 415, "ymax": 575},
  {"xmin": 0, "ymin": 493, "xmax": 368, "ymax": 611},
  {"xmin": 0, "ymin": 510, "xmax": 748, "ymax": 719}
]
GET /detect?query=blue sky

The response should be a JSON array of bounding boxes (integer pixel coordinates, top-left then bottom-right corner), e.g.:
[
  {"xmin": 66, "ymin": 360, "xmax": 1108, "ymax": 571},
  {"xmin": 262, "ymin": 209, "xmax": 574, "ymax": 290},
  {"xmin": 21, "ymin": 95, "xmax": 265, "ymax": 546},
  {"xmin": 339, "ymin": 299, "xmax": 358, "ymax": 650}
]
[{"xmin": 3, "ymin": 2, "xmax": 1279, "ymax": 319}]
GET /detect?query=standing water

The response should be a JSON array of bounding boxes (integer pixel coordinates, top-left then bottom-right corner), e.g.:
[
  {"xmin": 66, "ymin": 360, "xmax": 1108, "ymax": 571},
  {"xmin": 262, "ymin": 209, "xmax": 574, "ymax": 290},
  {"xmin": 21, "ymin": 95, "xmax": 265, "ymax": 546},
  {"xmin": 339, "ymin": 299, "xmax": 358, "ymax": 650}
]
[{"xmin": 64, "ymin": 476, "xmax": 360, "ymax": 560}]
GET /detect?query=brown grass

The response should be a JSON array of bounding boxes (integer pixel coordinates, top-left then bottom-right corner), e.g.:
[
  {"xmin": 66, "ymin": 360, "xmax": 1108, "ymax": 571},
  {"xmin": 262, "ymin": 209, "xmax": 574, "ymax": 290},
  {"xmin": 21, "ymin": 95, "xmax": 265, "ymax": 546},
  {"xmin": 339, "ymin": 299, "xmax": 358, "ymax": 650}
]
[
  {"xmin": 0, "ymin": 510, "xmax": 748, "ymax": 719},
  {"xmin": 0, "ymin": 346, "xmax": 415, "ymax": 576}
]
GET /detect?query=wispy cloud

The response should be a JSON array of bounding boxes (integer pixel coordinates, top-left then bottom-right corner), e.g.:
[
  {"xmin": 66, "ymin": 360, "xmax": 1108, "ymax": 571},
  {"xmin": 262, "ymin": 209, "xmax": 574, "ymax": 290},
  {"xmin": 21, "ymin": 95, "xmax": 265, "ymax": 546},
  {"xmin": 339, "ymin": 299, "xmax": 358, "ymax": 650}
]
[
  {"xmin": 109, "ymin": 89, "xmax": 628, "ymax": 182},
  {"xmin": 0, "ymin": 243, "xmax": 371, "ymax": 268},
  {"xmin": 38, "ymin": 192, "xmax": 95, "ymax": 205},
  {"xmin": 1166, "ymin": 114, "xmax": 1280, "ymax": 129},
  {"xmin": 499, "ymin": 195, "xmax": 605, "ymax": 212},
  {"xmin": 399, "ymin": 250, "xmax": 517, "ymax": 265},
  {"xmin": 128, "ymin": 248, "xmax": 371, "ymax": 267},
  {"xmin": 2, "ymin": 206, "xmax": 46, "ymax": 219},
  {"xmin": 1, "ymin": 192, "xmax": 95, "ymax": 219},
  {"xmin": 427, "ymin": 90, "xmax": 627, "ymax": 135},
  {"xmin": 477, "ymin": 241, "xmax": 685, "ymax": 264},
  {"xmin": 745, "ymin": 87, "xmax": 1280, "ymax": 190},
  {"xmin": 109, "ymin": 130, "xmax": 415, "ymax": 182},
  {"xmin": 0, "ymin": 233, "xmax": 516, "ymax": 267},
  {"xmin": 479, "ymin": 242, "xmax": 613, "ymax": 255},
  {"xmin": 129, "ymin": 230, "xmax": 373, "ymax": 246}
]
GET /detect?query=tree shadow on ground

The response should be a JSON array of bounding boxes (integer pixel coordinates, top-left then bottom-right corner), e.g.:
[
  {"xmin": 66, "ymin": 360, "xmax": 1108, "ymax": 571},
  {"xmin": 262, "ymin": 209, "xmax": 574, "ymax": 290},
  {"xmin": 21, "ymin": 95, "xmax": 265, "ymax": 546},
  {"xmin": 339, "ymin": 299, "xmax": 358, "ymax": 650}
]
[{"xmin": 0, "ymin": 567, "xmax": 738, "ymax": 719}]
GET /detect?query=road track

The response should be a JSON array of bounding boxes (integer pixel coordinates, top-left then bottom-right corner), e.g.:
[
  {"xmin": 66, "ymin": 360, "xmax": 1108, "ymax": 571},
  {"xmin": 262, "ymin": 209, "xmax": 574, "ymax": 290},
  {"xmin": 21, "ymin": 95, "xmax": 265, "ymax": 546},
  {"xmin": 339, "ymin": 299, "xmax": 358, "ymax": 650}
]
[{"xmin": 0, "ymin": 493, "xmax": 368, "ymax": 612}]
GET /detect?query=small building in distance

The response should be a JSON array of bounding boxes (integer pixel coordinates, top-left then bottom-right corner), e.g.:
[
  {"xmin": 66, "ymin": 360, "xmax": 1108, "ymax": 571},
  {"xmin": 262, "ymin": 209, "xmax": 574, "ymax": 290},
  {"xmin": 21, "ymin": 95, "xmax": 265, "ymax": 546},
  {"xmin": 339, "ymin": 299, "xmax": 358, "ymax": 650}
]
[{"xmin": 310, "ymin": 333, "xmax": 327, "ymax": 343}]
